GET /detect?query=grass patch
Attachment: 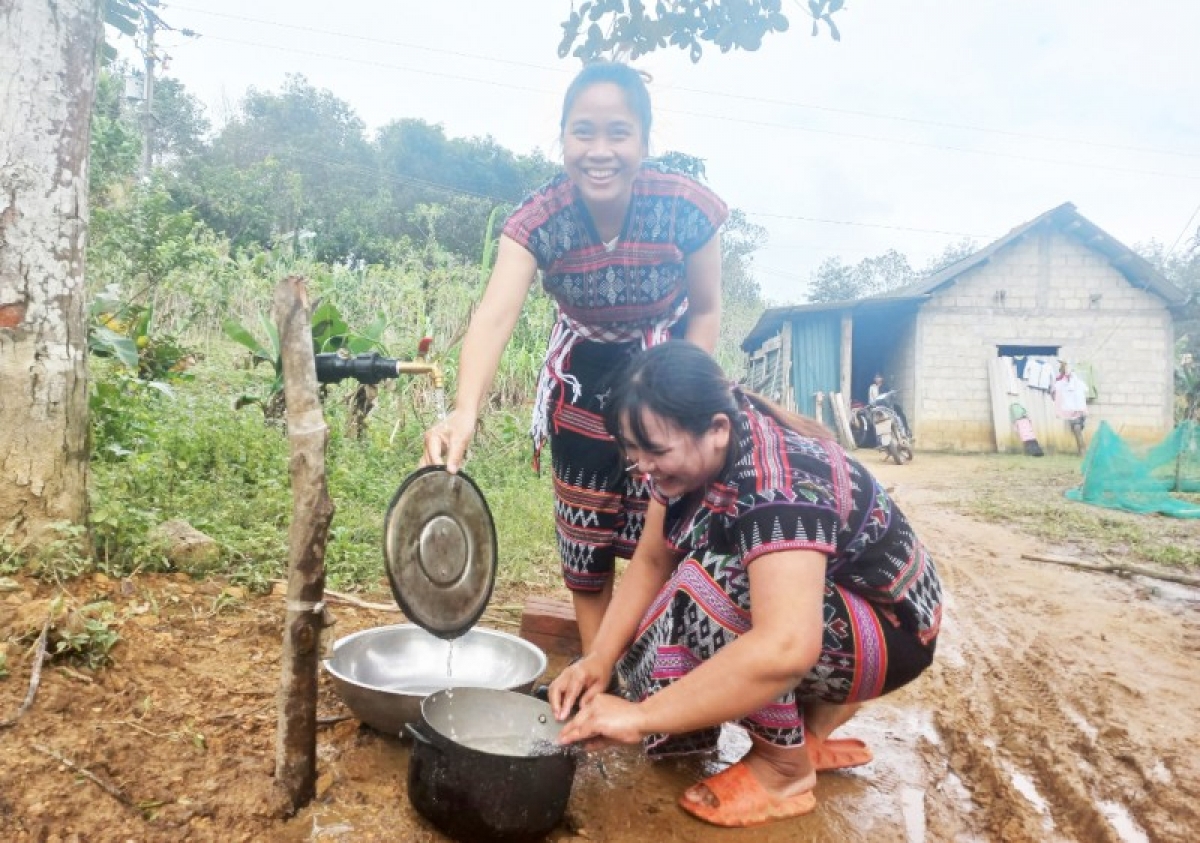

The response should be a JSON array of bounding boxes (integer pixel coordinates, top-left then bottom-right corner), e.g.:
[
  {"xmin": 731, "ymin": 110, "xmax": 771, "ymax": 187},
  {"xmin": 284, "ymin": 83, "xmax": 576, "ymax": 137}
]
[
  {"xmin": 74, "ymin": 345, "xmax": 558, "ymax": 595},
  {"xmin": 953, "ymin": 454, "xmax": 1200, "ymax": 570}
]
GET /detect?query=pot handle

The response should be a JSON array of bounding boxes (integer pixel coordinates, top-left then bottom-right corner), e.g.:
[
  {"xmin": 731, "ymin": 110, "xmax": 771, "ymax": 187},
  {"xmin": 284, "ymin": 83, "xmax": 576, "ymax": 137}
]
[{"xmin": 405, "ymin": 721, "xmax": 438, "ymax": 749}]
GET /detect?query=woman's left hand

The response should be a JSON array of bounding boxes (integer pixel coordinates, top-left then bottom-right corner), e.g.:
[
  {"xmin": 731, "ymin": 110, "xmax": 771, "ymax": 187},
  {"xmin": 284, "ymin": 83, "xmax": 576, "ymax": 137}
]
[{"xmin": 558, "ymin": 694, "xmax": 646, "ymax": 746}]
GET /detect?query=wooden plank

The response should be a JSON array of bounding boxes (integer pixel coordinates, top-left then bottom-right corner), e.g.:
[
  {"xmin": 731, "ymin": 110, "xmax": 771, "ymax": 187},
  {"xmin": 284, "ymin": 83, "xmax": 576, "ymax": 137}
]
[
  {"xmin": 987, "ymin": 357, "xmax": 1016, "ymax": 453},
  {"xmin": 519, "ymin": 597, "xmax": 581, "ymax": 658},
  {"xmin": 830, "ymin": 392, "xmax": 857, "ymax": 450},
  {"xmin": 839, "ymin": 313, "xmax": 853, "ymax": 401},
  {"xmin": 781, "ymin": 322, "xmax": 794, "ymax": 412}
]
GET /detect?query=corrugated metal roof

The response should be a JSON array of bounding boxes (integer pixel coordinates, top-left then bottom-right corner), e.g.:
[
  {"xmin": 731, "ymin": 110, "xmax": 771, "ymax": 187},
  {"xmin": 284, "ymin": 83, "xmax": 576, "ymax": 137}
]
[{"xmin": 741, "ymin": 295, "xmax": 926, "ymax": 352}]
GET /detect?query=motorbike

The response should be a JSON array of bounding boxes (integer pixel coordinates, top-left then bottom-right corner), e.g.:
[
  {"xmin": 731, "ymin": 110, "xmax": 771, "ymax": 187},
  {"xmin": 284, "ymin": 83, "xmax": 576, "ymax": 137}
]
[{"xmin": 850, "ymin": 389, "xmax": 914, "ymax": 465}]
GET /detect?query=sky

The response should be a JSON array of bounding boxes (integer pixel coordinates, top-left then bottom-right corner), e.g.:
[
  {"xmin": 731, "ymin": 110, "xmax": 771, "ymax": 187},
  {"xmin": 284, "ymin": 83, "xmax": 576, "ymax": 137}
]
[{"xmin": 117, "ymin": 1, "xmax": 1200, "ymax": 303}]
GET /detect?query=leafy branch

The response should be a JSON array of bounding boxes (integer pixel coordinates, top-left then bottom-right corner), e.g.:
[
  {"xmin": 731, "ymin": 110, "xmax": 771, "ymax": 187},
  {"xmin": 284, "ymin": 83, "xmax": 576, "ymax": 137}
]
[{"xmin": 559, "ymin": 0, "xmax": 846, "ymax": 63}]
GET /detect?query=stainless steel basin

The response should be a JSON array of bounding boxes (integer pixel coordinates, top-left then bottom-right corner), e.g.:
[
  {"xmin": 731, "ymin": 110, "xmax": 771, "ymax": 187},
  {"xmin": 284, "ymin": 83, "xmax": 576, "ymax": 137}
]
[{"xmin": 322, "ymin": 623, "xmax": 547, "ymax": 735}]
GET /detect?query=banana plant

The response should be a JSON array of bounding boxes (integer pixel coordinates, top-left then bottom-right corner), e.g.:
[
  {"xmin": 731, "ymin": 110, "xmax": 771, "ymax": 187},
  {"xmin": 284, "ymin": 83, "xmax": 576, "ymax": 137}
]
[{"xmin": 223, "ymin": 301, "xmax": 388, "ymax": 418}]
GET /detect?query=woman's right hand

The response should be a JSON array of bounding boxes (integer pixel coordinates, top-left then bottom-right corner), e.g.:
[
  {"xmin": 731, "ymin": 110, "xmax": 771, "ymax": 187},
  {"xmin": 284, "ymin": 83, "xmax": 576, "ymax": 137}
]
[
  {"xmin": 548, "ymin": 653, "xmax": 616, "ymax": 722},
  {"xmin": 421, "ymin": 409, "xmax": 477, "ymax": 474}
]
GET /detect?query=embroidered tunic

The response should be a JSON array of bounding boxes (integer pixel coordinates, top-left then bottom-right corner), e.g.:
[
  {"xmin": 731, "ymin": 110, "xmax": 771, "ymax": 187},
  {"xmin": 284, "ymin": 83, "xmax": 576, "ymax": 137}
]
[
  {"xmin": 622, "ymin": 403, "xmax": 942, "ymax": 753},
  {"xmin": 502, "ymin": 163, "xmax": 728, "ymax": 590}
]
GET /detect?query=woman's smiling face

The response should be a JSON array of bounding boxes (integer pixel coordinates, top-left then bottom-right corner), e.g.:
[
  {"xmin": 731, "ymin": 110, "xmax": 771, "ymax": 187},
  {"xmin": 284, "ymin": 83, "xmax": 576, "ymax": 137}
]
[
  {"xmin": 619, "ymin": 408, "xmax": 730, "ymax": 499},
  {"xmin": 561, "ymin": 81, "xmax": 647, "ymax": 212}
]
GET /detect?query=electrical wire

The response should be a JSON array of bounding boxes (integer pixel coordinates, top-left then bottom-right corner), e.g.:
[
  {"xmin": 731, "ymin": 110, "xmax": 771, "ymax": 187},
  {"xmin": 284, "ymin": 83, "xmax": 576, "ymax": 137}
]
[
  {"xmin": 1167, "ymin": 202, "xmax": 1200, "ymax": 254},
  {"xmin": 161, "ymin": 33, "xmax": 1200, "ymax": 183},
  {"xmin": 166, "ymin": 2, "xmax": 1199, "ymax": 161}
]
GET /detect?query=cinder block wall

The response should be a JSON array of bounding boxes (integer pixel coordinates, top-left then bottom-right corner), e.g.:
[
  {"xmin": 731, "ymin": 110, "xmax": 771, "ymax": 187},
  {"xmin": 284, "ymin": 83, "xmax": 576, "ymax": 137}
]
[{"xmin": 912, "ymin": 228, "xmax": 1175, "ymax": 451}]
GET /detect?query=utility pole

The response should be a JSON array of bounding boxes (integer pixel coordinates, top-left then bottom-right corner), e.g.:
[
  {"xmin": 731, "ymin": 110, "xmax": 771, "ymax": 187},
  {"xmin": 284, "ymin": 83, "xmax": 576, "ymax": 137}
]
[{"xmin": 139, "ymin": 11, "xmax": 156, "ymax": 181}]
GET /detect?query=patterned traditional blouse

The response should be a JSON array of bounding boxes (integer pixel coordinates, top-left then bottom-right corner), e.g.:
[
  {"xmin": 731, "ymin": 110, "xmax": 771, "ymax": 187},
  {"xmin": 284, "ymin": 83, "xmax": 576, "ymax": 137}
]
[
  {"xmin": 502, "ymin": 161, "xmax": 729, "ymax": 330},
  {"xmin": 651, "ymin": 403, "xmax": 942, "ymax": 645}
]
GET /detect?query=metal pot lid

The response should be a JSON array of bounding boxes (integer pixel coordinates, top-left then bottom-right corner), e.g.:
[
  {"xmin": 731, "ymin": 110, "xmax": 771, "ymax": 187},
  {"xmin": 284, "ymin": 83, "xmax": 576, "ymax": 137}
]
[{"xmin": 384, "ymin": 467, "xmax": 497, "ymax": 639}]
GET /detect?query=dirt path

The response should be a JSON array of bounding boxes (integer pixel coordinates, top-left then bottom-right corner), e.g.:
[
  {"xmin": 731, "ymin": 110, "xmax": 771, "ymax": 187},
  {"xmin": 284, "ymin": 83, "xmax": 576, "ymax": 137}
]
[
  {"xmin": 876, "ymin": 457, "xmax": 1200, "ymax": 843},
  {"xmin": 1, "ymin": 454, "xmax": 1197, "ymax": 842}
]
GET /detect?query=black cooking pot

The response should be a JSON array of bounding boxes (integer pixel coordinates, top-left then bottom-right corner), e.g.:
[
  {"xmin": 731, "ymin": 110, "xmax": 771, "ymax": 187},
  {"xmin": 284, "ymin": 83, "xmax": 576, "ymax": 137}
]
[{"xmin": 406, "ymin": 687, "xmax": 577, "ymax": 842}]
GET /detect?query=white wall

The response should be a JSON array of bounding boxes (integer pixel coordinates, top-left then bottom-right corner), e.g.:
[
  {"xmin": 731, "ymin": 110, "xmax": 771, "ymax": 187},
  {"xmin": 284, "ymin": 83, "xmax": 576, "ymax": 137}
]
[{"xmin": 912, "ymin": 228, "xmax": 1175, "ymax": 451}]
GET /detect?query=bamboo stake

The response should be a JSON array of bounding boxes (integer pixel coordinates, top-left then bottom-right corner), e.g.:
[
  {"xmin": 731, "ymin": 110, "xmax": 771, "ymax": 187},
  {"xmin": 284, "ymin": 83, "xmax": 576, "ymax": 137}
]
[
  {"xmin": 272, "ymin": 276, "xmax": 336, "ymax": 812},
  {"xmin": 1020, "ymin": 553, "xmax": 1200, "ymax": 588}
]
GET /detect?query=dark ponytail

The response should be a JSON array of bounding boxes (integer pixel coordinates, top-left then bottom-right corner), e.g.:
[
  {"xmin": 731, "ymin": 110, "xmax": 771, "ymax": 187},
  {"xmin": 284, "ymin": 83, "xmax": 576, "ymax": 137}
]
[{"xmin": 603, "ymin": 341, "xmax": 832, "ymax": 447}]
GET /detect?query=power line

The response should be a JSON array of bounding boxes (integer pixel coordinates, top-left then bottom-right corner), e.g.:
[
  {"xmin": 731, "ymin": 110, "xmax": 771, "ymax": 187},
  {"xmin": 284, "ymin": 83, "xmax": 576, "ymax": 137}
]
[
  {"xmin": 1167, "ymin": 202, "xmax": 1200, "ymax": 253},
  {"xmin": 167, "ymin": 3, "xmax": 570, "ymax": 78},
  {"xmin": 746, "ymin": 211, "xmax": 989, "ymax": 238},
  {"xmin": 168, "ymin": 3, "xmax": 1199, "ymax": 161},
  {"xmin": 666, "ymin": 106, "xmax": 1200, "ymax": 182},
  {"xmin": 178, "ymin": 33, "xmax": 1200, "ymax": 184},
  {"xmin": 667, "ymin": 86, "xmax": 1200, "ymax": 161},
  {"xmin": 233, "ymin": 144, "xmax": 989, "ymax": 240}
]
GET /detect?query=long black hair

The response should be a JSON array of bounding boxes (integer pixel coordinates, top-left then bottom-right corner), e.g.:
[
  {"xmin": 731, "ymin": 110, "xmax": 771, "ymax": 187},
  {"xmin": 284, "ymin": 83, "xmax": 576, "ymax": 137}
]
[{"xmin": 603, "ymin": 341, "xmax": 831, "ymax": 451}]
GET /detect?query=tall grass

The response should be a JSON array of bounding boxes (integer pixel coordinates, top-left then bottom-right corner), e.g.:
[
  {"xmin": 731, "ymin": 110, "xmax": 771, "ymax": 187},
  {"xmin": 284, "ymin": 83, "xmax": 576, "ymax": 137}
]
[
  {"xmin": 66, "ymin": 203, "xmax": 750, "ymax": 595},
  {"xmin": 66, "ymin": 228, "xmax": 563, "ymax": 593},
  {"xmin": 82, "ymin": 340, "xmax": 557, "ymax": 594}
]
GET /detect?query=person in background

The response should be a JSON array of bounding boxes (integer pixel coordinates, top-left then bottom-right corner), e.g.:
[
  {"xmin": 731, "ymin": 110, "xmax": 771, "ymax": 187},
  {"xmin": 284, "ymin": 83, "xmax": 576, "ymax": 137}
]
[
  {"xmin": 1052, "ymin": 360, "xmax": 1089, "ymax": 455},
  {"xmin": 867, "ymin": 372, "xmax": 886, "ymax": 404},
  {"xmin": 551, "ymin": 341, "xmax": 942, "ymax": 829},
  {"xmin": 422, "ymin": 62, "xmax": 729, "ymax": 654},
  {"xmin": 868, "ymin": 372, "xmax": 911, "ymax": 439}
]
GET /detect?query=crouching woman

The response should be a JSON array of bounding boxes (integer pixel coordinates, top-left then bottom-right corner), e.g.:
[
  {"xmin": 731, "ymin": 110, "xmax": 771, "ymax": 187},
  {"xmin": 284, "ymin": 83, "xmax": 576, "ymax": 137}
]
[{"xmin": 549, "ymin": 340, "xmax": 942, "ymax": 829}]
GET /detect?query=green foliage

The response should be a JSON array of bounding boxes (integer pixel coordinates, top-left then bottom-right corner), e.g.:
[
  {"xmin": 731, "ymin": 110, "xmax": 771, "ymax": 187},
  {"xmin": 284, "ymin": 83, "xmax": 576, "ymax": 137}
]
[
  {"xmin": 90, "ymin": 71, "xmax": 141, "ymax": 197},
  {"xmin": 559, "ymin": 0, "xmax": 845, "ymax": 62},
  {"xmin": 167, "ymin": 76, "xmax": 556, "ymax": 265},
  {"xmin": 69, "ymin": 69, "xmax": 768, "ymax": 597},
  {"xmin": 959, "ymin": 454, "xmax": 1200, "ymax": 570},
  {"xmin": 1, "ymin": 522, "xmax": 92, "ymax": 583},
  {"xmin": 53, "ymin": 602, "xmax": 121, "ymax": 670},
  {"xmin": 88, "ymin": 360, "xmax": 293, "ymax": 578},
  {"xmin": 101, "ymin": 0, "xmax": 140, "ymax": 65},
  {"xmin": 89, "ymin": 288, "xmax": 196, "ymax": 382},
  {"xmin": 90, "ymin": 180, "xmax": 222, "ymax": 293},
  {"xmin": 1136, "ymin": 238, "xmax": 1200, "ymax": 418},
  {"xmin": 149, "ymin": 77, "xmax": 211, "ymax": 163},
  {"xmin": 78, "ymin": 346, "xmax": 556, "ymax": 592},
  {"xmin": 806, "ymin": 249, "xmax": 918, "ymax": 303},
  {"xmin": 223, "ymin": 299, "xmax": 388, "ymax": 416}
]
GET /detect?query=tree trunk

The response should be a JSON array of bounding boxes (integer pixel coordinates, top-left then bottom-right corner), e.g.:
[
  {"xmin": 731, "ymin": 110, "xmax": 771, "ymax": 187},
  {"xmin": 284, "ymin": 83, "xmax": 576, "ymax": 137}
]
[
  {"xmin": 0, "ymin": 0, "xmax": 102, "ymax": 549},
  {"xmin": 272, "ymin": 276, "xmax": 335, "ymax": 812}
]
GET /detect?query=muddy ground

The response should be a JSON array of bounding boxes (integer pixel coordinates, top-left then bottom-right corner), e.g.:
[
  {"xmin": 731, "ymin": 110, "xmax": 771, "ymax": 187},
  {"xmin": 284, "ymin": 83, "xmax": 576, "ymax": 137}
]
[{"xmin": 2, "ymin": 453, "xmax": 1198, "ymax": 842}]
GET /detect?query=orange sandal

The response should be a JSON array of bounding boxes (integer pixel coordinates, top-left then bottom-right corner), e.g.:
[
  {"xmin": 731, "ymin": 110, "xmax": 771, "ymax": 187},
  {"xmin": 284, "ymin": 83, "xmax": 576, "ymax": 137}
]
[
  {"xmin": 805, "ymin": 731, "xmax": 873, "ymax": 771},
  {"xmin": 678, "ymin": 761, "xmax": 817, "ymax": 828}
]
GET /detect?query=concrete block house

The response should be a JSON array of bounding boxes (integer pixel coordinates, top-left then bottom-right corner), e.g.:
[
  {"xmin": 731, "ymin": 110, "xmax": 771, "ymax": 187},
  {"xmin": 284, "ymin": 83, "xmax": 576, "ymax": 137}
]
[{"xmin": 742, "ymin": 203, "xmax": 1187, "ymax": 453}]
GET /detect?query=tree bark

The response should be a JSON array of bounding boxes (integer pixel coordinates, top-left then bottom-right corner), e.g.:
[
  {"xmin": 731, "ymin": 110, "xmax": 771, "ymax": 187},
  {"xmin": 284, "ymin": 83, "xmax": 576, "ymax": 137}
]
[
  {"xmin": 272, "ymin": 276, "xmax": 335, "ymax": 812},
  {"xmin": 0, "ymin": 0, "xmax": 102, "ymax": 548}
]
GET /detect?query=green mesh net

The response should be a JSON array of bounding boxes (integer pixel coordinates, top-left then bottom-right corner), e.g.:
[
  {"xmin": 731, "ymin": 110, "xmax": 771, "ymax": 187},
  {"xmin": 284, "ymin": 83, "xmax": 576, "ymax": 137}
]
[{"xmin": 1065, "ymin": 421, "xmax": 1200, "ymax": 518}]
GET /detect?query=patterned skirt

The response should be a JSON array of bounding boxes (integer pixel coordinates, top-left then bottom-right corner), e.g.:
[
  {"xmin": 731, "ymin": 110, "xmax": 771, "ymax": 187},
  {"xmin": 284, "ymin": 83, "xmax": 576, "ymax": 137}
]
[
  {"xmin": 619, "ymin": 550, "xmax": 937, "ymax": 755},
  {"xmin": 548, "ymin": 339, "xmax": 649, "ymax": 592}
]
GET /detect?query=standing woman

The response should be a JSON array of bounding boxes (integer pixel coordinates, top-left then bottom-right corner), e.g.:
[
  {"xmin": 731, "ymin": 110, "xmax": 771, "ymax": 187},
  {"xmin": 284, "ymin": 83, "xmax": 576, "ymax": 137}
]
[
  {"xmin": 423, "ymin": 63, "xmax": 729, "ymax": 653},
  {"xmin": 550, "ymin": 341, "xmax": 942, "ymax": 829}
]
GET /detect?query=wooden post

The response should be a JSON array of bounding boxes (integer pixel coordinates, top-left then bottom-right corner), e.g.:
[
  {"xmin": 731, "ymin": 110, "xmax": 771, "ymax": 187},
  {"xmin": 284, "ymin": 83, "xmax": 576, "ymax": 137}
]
[
  {"xmin": 780, "ymin": 322, "xmax": 795, "ymax": 411},
  {"xmin": 272, "ymin": 276, "xmax": 336, "ymax": 811},
  {"xmin": 830, "ymin": 392, "xmax": 857, "ymax": 449},
  {"xmin": 840, "ymin": 312, "xmax": 853, "ymax": 400}
]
